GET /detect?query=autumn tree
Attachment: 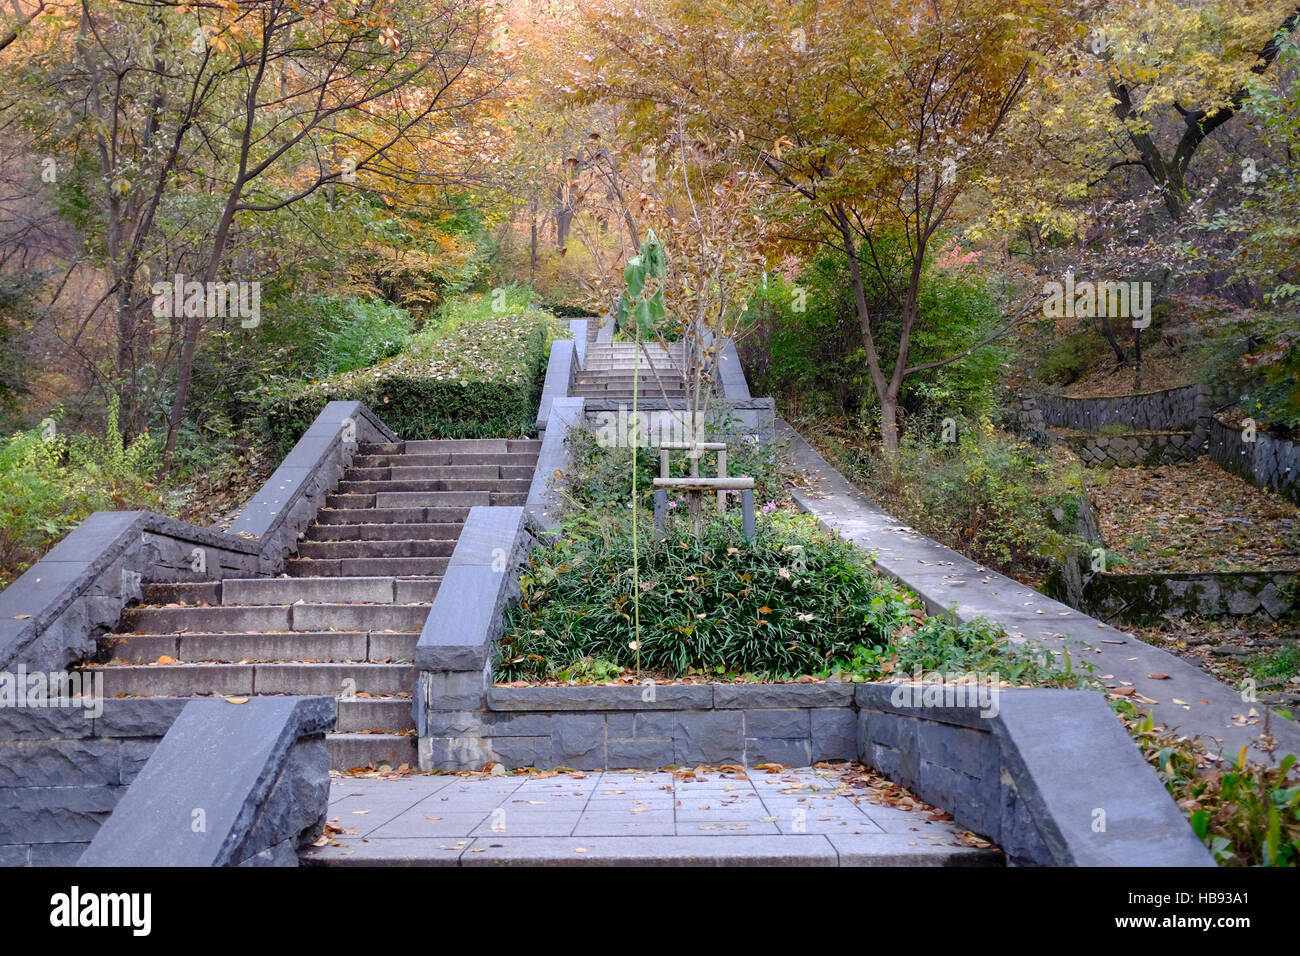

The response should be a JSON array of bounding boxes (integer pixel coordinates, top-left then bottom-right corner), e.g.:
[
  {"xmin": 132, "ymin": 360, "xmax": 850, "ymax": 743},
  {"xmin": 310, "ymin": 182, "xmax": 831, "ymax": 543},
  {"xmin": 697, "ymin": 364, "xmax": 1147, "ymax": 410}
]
[
  {"xmin": 574, "ymin": 0, "xmax": 1074, "ymax": 449},
  {"xmin": 2, "ymin": 0, "xmax": 507, "ymax": 451}
]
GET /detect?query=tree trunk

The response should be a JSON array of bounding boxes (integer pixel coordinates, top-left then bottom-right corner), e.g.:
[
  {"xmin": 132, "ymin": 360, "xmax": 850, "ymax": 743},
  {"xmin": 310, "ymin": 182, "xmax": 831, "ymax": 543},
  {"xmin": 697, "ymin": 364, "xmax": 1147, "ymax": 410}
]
[
  {"xmin": 529, "ymin": 194, "xmax": 538, "ymax": 284},
  {"xmin": 163, "ymin": 190, "xmax": 239, "ymax": 461},
  {"xmin": 879, "ymin": 394, "xmax": 900, "ymax": 452},
  {"xmin": 835, "ymin": 210, "xmax": 893, "ymax": 451},
  {"xmin": 1097, "ymin": 314, "xmax": 1128, "ymax": 366}
]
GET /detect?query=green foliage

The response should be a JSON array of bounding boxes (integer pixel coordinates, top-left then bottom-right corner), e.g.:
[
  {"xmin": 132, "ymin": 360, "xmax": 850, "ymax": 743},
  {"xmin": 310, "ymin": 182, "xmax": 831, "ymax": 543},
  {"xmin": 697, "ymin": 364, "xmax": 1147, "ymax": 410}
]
[
  {"xmin": 847, "ymin": 418, "xmax": 1088, "ymax": 574},
  {"xmin": 307, "ymin": 298, "xmax": 413, "ymax": 377},
  {"xmin": 1241, "ymin": 319, "xmax": 1300, "ymax": 432},
  {"xmin": 0, "ymin": 397, "xmax": 165, "ymax": 590},
  {"xmin": 1119, "ymin": 699, "xmax": 1300, "ymax": 867},
  {"xmin": 827, "ymin": 614, "xmax": 1076, "ymax": 686},
  {"xmin": 257, "ymin": 303, "xmax": 562, "ymax": 453},
  {"xmin": 498, "ymin": 511, "xmax": 916, "ymax": 680},
  {"xmin": 188, "ymin": 294, "xmax": 412, "ymax": 435},
  {"xmin": 742, "ymin": 246, "xmax": 1005, "ymax": 424},
  {"xmin": 1247, "ymin": 646, "xmax": 1300, "ymax": 682},
  {"xmin": 615, "ymin": 232, "xmax": 667, "ymax": 338},
  {"xmin": 1034, "ymin": 330, "xmax": 1100, "ymax": 386}
]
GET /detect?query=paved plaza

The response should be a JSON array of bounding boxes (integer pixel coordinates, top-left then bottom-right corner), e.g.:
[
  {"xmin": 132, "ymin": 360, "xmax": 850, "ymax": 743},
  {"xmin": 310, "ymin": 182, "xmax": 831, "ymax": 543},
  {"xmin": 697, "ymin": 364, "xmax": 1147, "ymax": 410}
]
[{"xmin": 304, "ymin": 766, "xmax": 1001, "ymax": 866}]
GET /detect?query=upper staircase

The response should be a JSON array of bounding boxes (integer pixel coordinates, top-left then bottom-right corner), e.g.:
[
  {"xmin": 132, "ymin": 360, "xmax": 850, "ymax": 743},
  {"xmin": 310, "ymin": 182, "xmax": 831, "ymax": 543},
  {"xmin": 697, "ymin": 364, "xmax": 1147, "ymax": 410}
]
[{"xmin": 571, "ymin": 341, "xmax": 690, "ymax": 400}]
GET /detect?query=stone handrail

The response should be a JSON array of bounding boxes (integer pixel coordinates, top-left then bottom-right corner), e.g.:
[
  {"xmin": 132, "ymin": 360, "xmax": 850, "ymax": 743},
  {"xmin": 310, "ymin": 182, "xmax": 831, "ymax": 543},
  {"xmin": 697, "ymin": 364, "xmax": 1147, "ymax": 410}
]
[{"xmin": 78, "ymin": 696, "xmax": 334, "ymax": 867}]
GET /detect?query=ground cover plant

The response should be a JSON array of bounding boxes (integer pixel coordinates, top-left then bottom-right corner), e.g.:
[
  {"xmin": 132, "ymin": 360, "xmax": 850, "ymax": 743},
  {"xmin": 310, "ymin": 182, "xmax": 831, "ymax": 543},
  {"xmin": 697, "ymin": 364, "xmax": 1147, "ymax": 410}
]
[
  {"xmin": 1116, "ymin": 697, "xmax": 1300, "ymax": 866},
  {"xmin": 498, "ymin": 509, "xmax": 1076, "ymax": 687}
]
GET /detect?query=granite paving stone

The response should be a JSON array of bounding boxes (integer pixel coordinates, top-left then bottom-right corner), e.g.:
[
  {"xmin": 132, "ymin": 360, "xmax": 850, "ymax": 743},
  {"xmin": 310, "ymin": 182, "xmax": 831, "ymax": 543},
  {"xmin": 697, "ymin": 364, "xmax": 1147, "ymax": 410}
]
[{"xmin": 305, "ymin": 768, "xmax": 999, "ymax": 866}]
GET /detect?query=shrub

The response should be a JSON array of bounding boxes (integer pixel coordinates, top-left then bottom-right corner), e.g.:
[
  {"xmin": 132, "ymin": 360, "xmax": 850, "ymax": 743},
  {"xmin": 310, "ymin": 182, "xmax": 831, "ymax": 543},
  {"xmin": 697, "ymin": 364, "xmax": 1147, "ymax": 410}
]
[
  {"xmin": 0, "ymin": 396, "xmax": 165, "ymax": 589},
  {"xmin": 847, "ymin": 418, "xmax": 1088, "ymax": 574},
  {"xmin": 827, "ymin": 614, "xmax": 1075, "ymax": 686},
  {"xmin": 1117, "ymin": 699, "xmax": 1300, "ymax": 866},
  {"xmin": 1034, "ymin": 330, "xmax": 1099, "ymax": 386},
  {"xmin": 308, "ymin": 298, "xmax": 412, "ymax": 377},
  {"xmin": 188, "ymin": 294, "xmax": 413, "ymax": 435},
  {"xmin": 498, "ymin": 512, "xmax": 915, "ymax": 680}
]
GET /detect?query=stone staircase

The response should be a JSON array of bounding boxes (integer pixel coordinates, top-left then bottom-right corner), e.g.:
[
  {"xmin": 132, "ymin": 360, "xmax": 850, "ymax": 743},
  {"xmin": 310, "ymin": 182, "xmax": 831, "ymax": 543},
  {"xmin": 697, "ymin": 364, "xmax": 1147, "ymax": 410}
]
[
  {"xmin": 84, "ymin": 437, "xmax": 540, "ymax": 771},
  {"xmin": 571, "ymin": 341, "xmax": 689, "ymax": 400}
]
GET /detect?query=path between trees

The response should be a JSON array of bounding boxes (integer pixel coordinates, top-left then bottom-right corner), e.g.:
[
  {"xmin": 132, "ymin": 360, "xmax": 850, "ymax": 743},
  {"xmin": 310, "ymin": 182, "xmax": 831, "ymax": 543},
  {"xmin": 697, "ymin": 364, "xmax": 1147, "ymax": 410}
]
[{"xmin": 777, "ymin": 420, "xmax": 1300, "ymax": 765}]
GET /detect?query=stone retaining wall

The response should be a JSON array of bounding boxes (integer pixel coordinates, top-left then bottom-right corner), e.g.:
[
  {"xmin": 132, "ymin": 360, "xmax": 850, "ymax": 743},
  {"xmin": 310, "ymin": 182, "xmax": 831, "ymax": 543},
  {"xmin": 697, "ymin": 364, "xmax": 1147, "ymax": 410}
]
[
  {"xmin": 427, "ymin": 683, "xmax": 859, "ymax": 770},
  {"xmin": 1027, "ymin": 384, "xmax": 1237, "ymax": 433},
  {"xmin": 1060, "ymin": 430, "xmax": 1204, "ymax": 468},
  {"xmin": 0, "ymin": 698, "xmax": 185, "ymax": 865},
  {"xmin": 78, "ymin": 696, "xmax": 333, "ymax": 867},
  {"xmin": 1209, "ymin": 417, "xmax": 1300, "ymax": 505},
  {"xmin": 1075, "ymin": 570, "xmax": 1297, "ymax": 624},
  {"xmin": 856, "ymin": 685, "xmax": 1211, "ymax": 866}
]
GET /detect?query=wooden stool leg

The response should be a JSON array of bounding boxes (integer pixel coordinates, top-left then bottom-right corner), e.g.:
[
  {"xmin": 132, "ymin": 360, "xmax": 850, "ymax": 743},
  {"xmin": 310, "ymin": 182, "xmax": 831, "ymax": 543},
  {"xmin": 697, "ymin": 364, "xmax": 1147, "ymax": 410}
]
[{"xmin": 716, "ymin": 448, "xmax": 727, "ymax": 515}]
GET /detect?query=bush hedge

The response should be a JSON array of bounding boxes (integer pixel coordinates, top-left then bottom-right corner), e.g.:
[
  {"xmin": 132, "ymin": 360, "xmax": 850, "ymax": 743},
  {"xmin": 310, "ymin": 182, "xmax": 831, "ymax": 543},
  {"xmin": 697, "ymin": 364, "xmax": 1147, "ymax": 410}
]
[{"xmin": 257, "ymin": 308, "xmax": 562, "ymax": 454}]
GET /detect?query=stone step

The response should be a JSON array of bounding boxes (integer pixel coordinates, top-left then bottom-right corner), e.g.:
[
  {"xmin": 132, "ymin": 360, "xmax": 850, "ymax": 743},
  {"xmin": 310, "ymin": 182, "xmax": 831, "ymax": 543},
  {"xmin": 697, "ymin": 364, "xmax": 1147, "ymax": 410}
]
[
  {"xmin": 584, "ymin": 348, "xmax": 681, "ymax": 357},
  {"xmin": 571, "ymin": 385, "xmax": 687, "ymax": 395},
  {"xmin": 118, "ymin": 602, "xmax": 431, "ymax": 634},
  {"xmin": 305, "ymin": 522, "xmax": 464, "ymax": 543},
  {"xmin": 142, "ymin": 581, "xmax": 221, "ymax": 606},
  {"xmin": 219, "ymin": 576, "xmax": 438, "ymax": 605},
  {"xmin": 314, "ymin": 507, "xmax": 472, "ymax": 525},
  {"xmin": 297, "ymin": 539, "xmax": 456, "ymax": 560},
  {"xmin": 344, "ymin": 464, "xmax": 536, "ymax": 482},
  {"xmin": 327, "ymin": 490, "xmax": 491, "ymax": 510},
  {"xmin": 336, "ymin": 697, "xmax": 416, "ymax": 733},
  {"xmin": 580, "ymin": 365, "xmax": 682, "ymax": 374},
  {"xmin": 369, "ymin": 490, "xmax": 523, "ymax": 509},
  {"xmin": 99, "ymin": 630, "xmax": 418, "ymax": 664},
  {"xmin": 574, "ymin": 380, "xmax": 687, "ymax": 389},
  {"xmin": 351, "ymin": 452, "xmax": 540, "ymax": 469},
  {"xmin": 327, "ymin": 733, "xmax": 419, "ymax": 771},
  {"xmin": 337, "ymin": 478, "xmax": 533, "ymax": 496},
  {"xmin": 85, "ymin": 661, "xmax": 415, "ymax": 697},
  {"xmin": 286, "ymin": 556, "xmax": 450, "ymax": 577},
  {"xmin": 402, "ymin": 439, "xmax": 541, "ymax": 455}
]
